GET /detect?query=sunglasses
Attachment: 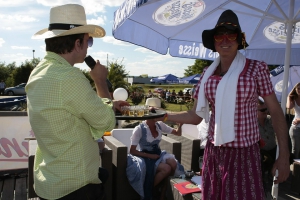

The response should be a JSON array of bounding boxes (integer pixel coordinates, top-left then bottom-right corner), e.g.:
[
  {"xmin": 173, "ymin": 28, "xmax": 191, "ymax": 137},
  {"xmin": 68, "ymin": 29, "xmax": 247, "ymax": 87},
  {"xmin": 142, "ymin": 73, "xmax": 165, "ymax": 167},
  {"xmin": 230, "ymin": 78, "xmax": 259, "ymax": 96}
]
[
  {"xmin": 258, "ymin": 108, "xmax": 268, "ymax": 112},
  {"xmin": 88, "ymin": 37, "xmax": 93, "ymax": 47},
  {"xmin": 214, "ymin": 33, "xmax": 237, "ymax": 42}
]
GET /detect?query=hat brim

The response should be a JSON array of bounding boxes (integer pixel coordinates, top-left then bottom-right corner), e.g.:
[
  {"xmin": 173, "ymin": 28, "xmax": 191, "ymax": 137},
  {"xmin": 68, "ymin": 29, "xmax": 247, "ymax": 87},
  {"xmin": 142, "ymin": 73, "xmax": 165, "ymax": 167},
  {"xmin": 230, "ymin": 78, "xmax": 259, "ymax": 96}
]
[
  {"xmin": 202, "ymin": 25, "xmax": 249, "ymax": 52},
  {"xmin": 32, "ymin": 25, "xmax": 105, "ymax": 39}
]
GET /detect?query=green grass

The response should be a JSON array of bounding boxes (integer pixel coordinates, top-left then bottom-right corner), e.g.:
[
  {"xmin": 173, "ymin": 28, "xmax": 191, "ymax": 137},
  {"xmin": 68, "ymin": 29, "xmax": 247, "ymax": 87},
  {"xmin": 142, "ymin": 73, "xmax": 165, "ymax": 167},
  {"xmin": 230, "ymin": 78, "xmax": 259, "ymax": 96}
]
[{"xmin": 136, "ymin": 84, "xmax": 194, "ymax": 92}]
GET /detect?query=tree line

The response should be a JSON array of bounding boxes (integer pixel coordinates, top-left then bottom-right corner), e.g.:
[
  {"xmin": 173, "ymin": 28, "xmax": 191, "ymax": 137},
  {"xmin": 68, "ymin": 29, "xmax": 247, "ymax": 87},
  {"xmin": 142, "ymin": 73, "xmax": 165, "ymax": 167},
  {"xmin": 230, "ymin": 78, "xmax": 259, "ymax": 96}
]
[
  {"xmin": 0, "ymin": 58, "xmax": 130, "ymax": 90},
  {"xmin": 0, "ymin": 58, "xmax": 279, "ymax": 89},
  {"xmin": 184, "ymin": 59, "xmax": 279, "ymax": 76}
]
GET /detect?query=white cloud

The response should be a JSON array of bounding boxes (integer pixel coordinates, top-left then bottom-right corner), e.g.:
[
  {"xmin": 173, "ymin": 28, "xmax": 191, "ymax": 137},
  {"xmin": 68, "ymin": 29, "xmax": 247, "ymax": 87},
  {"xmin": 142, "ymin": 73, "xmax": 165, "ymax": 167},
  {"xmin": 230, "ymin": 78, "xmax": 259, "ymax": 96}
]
[
  {"xmin": 134, "ymin": 47, "xmax": 155, "ymax": 54},
  {"xmin": 100, "ymin": 0, "xmax": 124, "ymax": 7},
  {"xmin": 87, "ymin": 16, "xmax": 106, "ymax": 26},
  {"xmin": 166, "ymin": 61, "xmax": 181, "ymax": 65},
  {"xmin": 91, "ymin": 51, "xmax": 114, "ymax": 63},
  {"xmin": 2, "ymin": 53, "xmax": 33, "ymax": 65},
  {"xmin": 143, "ymin": 54, "xmax": 173, "ymax": 63},
  {"xmin": 83, "ymin": 0, "xmax": 125, "ymax": 13},
  {"xmin": 36, "ymin": 0, "xmax": 125, "ymax": 15},
  {"xmin": 83, "ymin": 2, "xmax": 106, "ymax": 14},
  {"xmin": 0, "ymin": 38, "xmax": 5, "ymax": 47},
  {"xmin": 75, "ymin": 51, "xmax": 120, "ymax": 71},
  {"xmin": 102, "ymin": 36, "xmax": 132, "ymax": 46},
  {"xmin": 36, "ymin": 0, "xmax": 81, "ymax": 7},
  {"xmin": 0, "ymin": 14, "xmax": 39, "ymax": 30},
  {"xmin": 14, "ymin": 15, "xmax": 37, "ymax": 23},
  {"xmin": 11, "ymin": 46, "xmax": 31, "ymax": 50},
  {"xmin": 124, "ymin": 58, "xmax": 185, "ymax": 77},
  {"xmin": 39, "ymin": 45, "xmax": 46, "ymax": 52},
  {"xmin": 0, "ymin": 0, "xmax": 35, "ymax": 7}
]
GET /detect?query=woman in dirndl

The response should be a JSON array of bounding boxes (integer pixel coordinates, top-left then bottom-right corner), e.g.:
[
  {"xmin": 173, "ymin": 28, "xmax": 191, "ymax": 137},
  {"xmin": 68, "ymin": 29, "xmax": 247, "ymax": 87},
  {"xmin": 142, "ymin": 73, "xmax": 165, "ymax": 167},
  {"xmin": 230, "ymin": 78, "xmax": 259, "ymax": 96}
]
[{"xmin": 161, "ymin": 9, "xmax": 290, "ymax": 200}]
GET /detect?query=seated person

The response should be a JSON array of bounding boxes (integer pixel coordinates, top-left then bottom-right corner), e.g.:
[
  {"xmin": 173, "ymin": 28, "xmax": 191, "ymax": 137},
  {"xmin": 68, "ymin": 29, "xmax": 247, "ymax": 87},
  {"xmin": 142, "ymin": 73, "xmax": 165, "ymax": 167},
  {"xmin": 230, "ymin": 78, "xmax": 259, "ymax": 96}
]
[
  {"xmin": 160, "ymin": 90, "xmax": 166, "ymax": 99},
  {"xmin": 146, "ymin": 89, "xmax": 153, "ymax": 100},
  {"xmin": 257, "ymin": 97, "xmax": 277, "ymax": 175},
  {"xmin": 171, "ymin": 90, "xmax": 177, "ymax": 102},
  {"xmin": 127, "ymin": 117, "xmax": 184, "ymax": 200},
  {"xmin": 178, "ymin": 90, "xmax": 184, "ymax": 97},
  {"xmin": 184, "ymin": 90, "xmax": 191, "ymax": 101}
]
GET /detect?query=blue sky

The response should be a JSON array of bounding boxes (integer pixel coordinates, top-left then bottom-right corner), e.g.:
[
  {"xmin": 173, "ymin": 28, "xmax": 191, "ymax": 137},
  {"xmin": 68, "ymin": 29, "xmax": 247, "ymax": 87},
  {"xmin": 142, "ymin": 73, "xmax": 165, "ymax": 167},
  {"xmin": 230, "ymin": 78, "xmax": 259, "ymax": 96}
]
[{"xmin": 0, "ymin": 0, "xmax": 195, "ymax": 77}]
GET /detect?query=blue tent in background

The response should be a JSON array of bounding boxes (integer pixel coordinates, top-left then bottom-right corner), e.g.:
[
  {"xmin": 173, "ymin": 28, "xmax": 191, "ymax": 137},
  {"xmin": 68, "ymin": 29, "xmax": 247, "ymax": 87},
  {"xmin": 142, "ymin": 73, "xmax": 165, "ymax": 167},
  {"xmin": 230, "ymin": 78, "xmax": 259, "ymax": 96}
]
[
  {"xmin": 179, "ymin": 74, "xmax": 201, "ymax": 84},
  {"xmin": 150, "ymin": 74, "xmax": 179, "ymax": 84}
]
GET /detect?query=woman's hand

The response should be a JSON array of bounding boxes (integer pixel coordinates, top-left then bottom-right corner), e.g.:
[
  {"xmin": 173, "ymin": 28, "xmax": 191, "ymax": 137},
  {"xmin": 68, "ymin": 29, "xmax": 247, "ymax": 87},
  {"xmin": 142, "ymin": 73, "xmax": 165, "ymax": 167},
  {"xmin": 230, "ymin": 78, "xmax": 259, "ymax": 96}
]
[
  {"xmin": 149, "ymin": 154, "xmax": 160, "ymax": 160},
  {"xmin": 172, "ymin": 123, "xmax": 182, "ymax": 136},
  {"xmin": 292, "ymin": 118, "xmax": 300, "ymax": 125}
]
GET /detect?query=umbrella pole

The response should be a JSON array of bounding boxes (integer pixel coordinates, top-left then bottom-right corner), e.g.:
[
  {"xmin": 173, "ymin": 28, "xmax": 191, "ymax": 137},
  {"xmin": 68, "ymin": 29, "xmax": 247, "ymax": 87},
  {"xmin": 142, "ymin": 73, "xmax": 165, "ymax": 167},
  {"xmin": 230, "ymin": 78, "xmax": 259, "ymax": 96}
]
[
  {"xmin": 275, "ymin": 3, "xmax": 295, "ymax": 199},
  {"xmin": 280, "ymin": 0, "xmax": 294, "ymax": 113},
  {"xmin": 271, "ymin": 146, "xmax": 279, "ymax": 199}
]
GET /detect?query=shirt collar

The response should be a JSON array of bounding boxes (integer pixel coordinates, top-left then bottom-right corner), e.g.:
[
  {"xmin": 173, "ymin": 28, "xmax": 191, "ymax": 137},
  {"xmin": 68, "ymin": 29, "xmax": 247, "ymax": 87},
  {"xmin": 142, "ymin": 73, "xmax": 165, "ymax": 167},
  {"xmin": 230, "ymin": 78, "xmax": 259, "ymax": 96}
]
[{"xmin": 45, "ymin": 51, "xmax": 73, "ymax": 68}]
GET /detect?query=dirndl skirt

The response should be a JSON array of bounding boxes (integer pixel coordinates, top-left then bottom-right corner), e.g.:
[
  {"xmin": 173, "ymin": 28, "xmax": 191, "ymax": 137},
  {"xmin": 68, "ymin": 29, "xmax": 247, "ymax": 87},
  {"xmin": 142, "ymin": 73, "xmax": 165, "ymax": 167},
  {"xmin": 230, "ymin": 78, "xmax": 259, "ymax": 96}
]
[{"xmin": 202, "ymin": 141, "xmax": 265, "ymax": 200}]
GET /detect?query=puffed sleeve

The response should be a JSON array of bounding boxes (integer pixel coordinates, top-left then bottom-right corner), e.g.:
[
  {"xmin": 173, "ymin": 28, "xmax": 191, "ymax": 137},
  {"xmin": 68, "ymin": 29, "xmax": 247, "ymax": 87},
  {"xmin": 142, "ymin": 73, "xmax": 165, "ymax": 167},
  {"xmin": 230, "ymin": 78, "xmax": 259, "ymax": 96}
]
[
  {"xmin": 130, "ymin": 125, "xmax": 142, "ymax": 146},
  {"xmin": 256, "ymin": 61, "xmax": 274, "ymax": 97}
]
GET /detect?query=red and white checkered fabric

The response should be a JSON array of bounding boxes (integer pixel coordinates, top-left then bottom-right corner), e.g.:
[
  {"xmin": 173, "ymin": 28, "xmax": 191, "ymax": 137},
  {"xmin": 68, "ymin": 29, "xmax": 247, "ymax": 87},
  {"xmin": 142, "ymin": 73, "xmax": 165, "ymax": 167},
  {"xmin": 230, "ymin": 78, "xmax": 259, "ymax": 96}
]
[{"xmin": 194, "ymin": 59, "xmax": 273, "ymax": 148}]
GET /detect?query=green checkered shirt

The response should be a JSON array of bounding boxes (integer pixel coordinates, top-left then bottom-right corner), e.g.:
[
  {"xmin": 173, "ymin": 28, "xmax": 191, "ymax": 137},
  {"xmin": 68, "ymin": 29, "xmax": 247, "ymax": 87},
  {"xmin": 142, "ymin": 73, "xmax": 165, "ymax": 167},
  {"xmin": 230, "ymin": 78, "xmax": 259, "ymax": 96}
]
[{"xmin": 26, "ymin": 52, "xmax": 115, "ymax": 199}]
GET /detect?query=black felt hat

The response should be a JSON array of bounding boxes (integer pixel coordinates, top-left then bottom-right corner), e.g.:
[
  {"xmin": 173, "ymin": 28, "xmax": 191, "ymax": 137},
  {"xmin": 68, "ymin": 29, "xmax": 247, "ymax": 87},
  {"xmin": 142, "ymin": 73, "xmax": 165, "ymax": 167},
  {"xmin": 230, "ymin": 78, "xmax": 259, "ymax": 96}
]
[{"xmin": 202, "ymin": 10, "xmax": 249, "ymax": 52}]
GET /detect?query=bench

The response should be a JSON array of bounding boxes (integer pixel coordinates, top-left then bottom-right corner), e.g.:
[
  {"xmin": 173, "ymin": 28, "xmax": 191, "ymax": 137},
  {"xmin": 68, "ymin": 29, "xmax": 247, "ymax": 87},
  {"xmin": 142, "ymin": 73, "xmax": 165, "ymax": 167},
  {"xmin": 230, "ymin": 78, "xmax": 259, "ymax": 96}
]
[{"xmin": 0, "ymin": 169, "xmax": 30, "ymax": 200}]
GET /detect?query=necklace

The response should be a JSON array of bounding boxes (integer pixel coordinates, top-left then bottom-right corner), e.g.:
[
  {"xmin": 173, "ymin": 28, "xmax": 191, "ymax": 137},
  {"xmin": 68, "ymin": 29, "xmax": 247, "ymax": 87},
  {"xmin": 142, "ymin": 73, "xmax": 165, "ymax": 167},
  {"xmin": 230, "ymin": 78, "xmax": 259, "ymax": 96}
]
[{"xmin": 219, "ymin": 64, "xmax": 228, "ymax": 76}]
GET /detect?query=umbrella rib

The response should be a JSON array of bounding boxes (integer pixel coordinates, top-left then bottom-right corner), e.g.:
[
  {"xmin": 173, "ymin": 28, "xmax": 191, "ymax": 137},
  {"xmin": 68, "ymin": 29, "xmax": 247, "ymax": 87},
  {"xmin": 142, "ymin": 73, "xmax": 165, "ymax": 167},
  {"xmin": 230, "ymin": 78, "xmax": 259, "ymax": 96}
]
[
  {"xmin": 293, "ymin": 9, "xmax": 300, "ymax": 21},
  {"xmin": 232, "ymin": 1, "xmax": 272, "ymax": 43},
  {"xmin": 272, "ymin": 0, "xmax": 288, "ymax": 20},
  {"xmin": 232, "ymin": 0, "xmax": 286, "ymax": 22}
]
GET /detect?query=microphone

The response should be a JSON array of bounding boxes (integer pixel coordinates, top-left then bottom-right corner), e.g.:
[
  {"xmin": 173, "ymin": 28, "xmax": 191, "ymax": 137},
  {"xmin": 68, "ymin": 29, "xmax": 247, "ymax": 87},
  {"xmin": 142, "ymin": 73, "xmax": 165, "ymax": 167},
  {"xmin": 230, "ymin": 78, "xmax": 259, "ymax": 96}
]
[{"xmin": 84, "ymin": 55, "xmax": 113, "ymax": 92}]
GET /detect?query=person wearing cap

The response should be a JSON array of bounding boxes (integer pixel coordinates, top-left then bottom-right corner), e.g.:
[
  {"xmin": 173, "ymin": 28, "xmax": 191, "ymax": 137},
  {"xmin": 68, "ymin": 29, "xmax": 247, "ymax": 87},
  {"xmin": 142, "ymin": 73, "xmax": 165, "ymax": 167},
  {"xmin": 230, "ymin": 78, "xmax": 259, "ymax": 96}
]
[
  {"xmin": 160, "ymin": 10, "xmax": 290, "ymax": 199},
  {"xmin": 26, "ymin": 4, "xmax": 129, "ymax": 200}
]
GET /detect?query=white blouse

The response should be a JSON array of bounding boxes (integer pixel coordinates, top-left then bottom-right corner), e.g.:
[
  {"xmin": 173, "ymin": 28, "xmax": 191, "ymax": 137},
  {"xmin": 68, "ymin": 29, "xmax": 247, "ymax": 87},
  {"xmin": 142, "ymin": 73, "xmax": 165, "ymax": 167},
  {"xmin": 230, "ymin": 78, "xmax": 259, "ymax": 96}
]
[{"xmin": 130, "ymin": 121, "xmax": 173, "ymax": 146}]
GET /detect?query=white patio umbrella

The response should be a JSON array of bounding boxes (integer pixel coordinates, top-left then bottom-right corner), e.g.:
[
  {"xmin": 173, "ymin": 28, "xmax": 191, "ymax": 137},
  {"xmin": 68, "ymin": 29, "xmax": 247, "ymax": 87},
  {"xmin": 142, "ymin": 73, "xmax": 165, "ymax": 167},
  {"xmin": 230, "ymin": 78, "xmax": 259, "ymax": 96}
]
[
  {"xmin": 270, "ymin": 65, "xmax": 300, "ymax": 102},
  {"xmin": 113, "ymin": 0, "xmax": 300, "ymax": 111},
  {"xmin": 113, "ymin": 1, "xmax": 300, "ymax": 198}
]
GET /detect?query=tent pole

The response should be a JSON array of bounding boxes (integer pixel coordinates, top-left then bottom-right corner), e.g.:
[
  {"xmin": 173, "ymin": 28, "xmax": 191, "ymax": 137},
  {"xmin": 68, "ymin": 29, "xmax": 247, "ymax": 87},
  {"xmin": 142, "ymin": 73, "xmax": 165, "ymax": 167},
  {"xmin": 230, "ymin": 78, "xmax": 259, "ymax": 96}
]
[{"xmin": 280, "ymin": 0, "xmax": 294, "ymax": 114}]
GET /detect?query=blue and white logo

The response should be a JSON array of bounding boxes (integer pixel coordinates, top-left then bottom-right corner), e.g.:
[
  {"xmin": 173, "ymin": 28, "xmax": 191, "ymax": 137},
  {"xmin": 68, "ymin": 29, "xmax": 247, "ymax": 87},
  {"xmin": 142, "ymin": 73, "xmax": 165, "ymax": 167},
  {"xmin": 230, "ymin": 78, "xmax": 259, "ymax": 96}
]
[
  {"xmin": 264, "ymin": 21, "xmax": 300, "ymax": 44},
  {"xmin": 153, "ymin": 0, "xmax": 205, "ymax": 26}
]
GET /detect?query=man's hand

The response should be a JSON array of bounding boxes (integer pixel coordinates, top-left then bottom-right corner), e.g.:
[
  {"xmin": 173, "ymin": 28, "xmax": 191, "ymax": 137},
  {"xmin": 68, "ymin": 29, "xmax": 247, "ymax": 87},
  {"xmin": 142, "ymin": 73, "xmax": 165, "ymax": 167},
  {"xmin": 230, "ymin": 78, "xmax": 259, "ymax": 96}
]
[
  {"xmin": 271, "ymin": 155, "xmax": 290, "ymax": 184},
  {"xmin": 89, "ymin": 60, "xmax": 111, "ymax": 98},
  {"xmin": 89, "ymin": 60, "xmax": 108, "ymax": 83}
]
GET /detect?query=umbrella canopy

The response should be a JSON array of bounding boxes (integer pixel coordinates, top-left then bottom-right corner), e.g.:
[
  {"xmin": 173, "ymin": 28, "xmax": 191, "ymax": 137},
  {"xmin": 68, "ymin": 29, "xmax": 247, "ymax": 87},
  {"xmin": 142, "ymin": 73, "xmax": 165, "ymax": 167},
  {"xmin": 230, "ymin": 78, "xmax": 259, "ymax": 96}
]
[
  {"xmin": 113, "ymin": 0, "xmax": 300, "ymax": 110},
  {"xmin": 113, "ymin": 0, "xmax": 300, "ymax": 64},
  {"xmin": 270, "ymin": 65, "xmax": 300, "ymax": 102},
  {"xmin": 179, "ymin": 74, "xmax": 201, "ymax": 84},
  {"xmin": 150, "ymin": 73, "xmax": 179, "ymax": 84}
]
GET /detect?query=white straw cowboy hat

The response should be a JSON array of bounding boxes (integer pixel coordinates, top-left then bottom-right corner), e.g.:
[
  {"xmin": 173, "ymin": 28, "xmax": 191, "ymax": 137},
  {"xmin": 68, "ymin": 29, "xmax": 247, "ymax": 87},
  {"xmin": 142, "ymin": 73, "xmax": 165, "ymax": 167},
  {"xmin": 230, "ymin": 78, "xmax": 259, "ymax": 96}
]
[{"xmin": 32, "ymin": 4, "xmax": 105, "ymax": 39}]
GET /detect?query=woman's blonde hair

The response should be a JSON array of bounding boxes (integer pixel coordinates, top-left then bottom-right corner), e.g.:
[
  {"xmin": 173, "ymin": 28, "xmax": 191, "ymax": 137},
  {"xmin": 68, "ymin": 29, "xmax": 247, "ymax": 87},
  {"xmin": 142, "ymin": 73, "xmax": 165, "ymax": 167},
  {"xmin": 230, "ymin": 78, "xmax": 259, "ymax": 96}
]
[{"xmin": 290, "ymin": 82, "xmax": 300, "ymax": 98}]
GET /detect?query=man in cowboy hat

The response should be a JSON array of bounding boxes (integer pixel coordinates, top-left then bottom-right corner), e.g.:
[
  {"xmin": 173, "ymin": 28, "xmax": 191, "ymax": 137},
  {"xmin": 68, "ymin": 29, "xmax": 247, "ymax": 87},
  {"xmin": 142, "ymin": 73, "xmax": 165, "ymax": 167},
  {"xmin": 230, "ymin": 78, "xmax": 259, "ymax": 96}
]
[{"xmin": 26, "ymin": 4, "xmax": 128, "ymax": 200}]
